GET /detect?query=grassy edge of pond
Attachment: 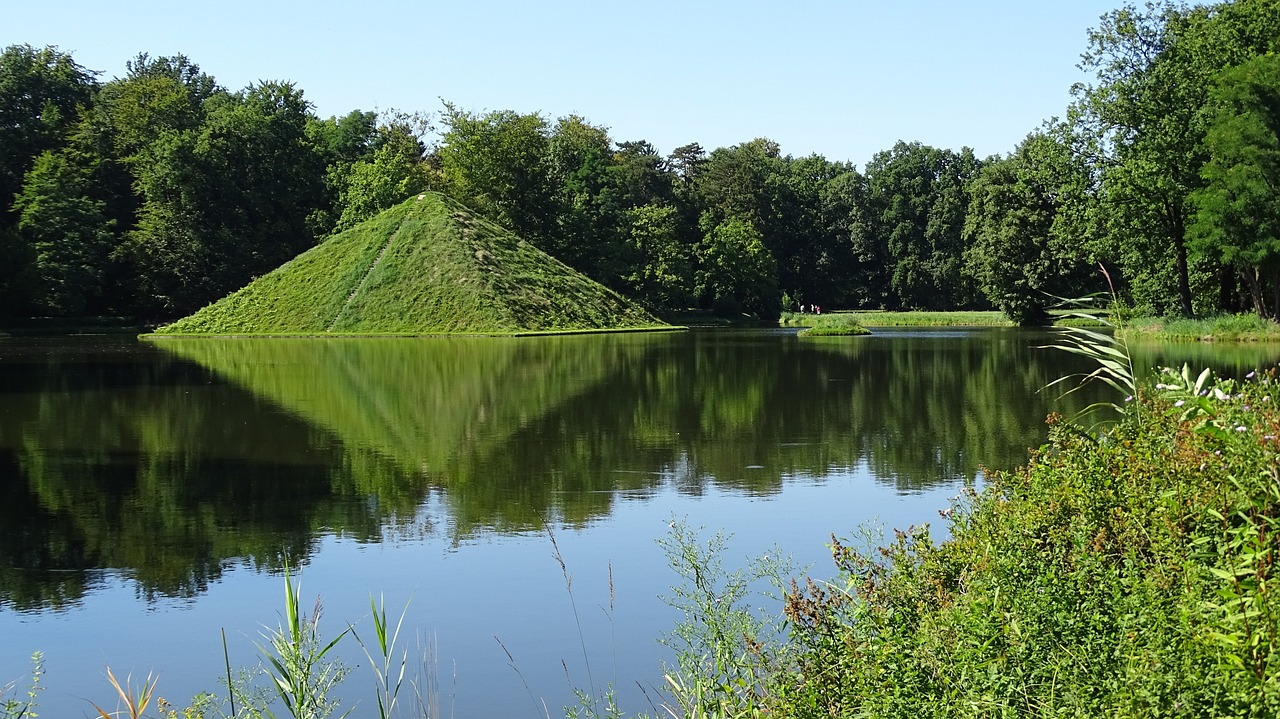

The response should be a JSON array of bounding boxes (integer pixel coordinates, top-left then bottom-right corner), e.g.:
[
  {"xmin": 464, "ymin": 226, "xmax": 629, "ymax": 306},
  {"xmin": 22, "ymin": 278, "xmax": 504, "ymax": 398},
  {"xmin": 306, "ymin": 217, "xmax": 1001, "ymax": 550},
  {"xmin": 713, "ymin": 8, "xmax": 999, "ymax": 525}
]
[
  {"xmin": 139, "ymin": 324, "xmax": 685, "ymax": 339},
  {"xmin": 1119, "ymin": 312, "xmax": 1280, "ymax": 342},
  {"xmin": 796, "ymin": 326, "xmax": 870, "ymax": 337}
]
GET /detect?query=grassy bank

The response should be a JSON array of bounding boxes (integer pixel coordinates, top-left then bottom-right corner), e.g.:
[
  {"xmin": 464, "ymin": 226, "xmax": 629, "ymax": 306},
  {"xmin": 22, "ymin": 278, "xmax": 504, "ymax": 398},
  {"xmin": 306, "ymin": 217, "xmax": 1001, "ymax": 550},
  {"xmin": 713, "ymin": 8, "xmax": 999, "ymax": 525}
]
[
  {"xmin": 780, "ymin": 311, "xmax": 870, "ymax": 336},
  {"xmin": 662, "ymin": 366, "xmax": 1280, "ymax": 718},
  {"xmin": 1121, "ymin": 313, "xmax": 1280, "ymax": 342},
  {"xmin": 784, "ymin": 310, "xmax": 1013, "ymax": 327}
]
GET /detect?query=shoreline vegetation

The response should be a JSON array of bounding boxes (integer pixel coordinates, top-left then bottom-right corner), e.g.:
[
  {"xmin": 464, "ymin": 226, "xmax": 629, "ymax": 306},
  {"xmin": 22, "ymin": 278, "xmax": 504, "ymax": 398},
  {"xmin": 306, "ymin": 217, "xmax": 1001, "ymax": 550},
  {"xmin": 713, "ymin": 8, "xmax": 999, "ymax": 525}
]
[
  {"xmin": 661, "ymin": 364, "xmax": 1280, "ymax": 718},
  {"xmin": 777, "ymin": 309, "xmax": 1280, "ymax": 342},
  {"xmin": 5, "ymin": 310, "xmax": 1280, "ymax": 341},
  {"xmin": 1119, "ymin": 312, "xmax": 1280, "ymax": 343},
  {"xmin": 779, "ymin": 311, "xmax": 871, "ymax": 337},
  {"xmin": 142, "ymin": 325, "xmax": 686, "ymax": 339}
]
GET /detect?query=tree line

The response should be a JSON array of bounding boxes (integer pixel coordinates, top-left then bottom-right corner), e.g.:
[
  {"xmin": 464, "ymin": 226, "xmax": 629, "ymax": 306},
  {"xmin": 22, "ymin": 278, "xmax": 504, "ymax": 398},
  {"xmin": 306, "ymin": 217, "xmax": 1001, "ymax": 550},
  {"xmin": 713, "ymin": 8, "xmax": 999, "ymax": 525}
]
[{"xmin": 2, "ymin": 0, "xmax": 1279, "ymax": 323}]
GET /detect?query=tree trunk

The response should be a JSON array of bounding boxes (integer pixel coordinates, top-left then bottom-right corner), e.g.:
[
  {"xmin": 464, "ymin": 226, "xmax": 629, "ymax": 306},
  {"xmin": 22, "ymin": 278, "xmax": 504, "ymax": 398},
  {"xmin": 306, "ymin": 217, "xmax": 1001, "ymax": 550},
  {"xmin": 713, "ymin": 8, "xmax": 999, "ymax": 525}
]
[
  {"xmin": 1172, "ymin": 215, "xmax": 1193, "ymax": 317},
  {"xmin": 1219, "ymin": 264, "xmax": 1238, "ymax": 313},
  {"xmin": 1242, "ymin": 268, "xmax": 1266, "ymax": 319}
]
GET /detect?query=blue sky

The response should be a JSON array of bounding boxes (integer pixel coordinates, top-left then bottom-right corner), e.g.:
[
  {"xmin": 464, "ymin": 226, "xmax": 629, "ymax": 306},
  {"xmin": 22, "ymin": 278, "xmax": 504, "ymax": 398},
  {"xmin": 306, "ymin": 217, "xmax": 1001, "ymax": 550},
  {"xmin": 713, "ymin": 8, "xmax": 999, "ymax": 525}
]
[{"xmin": 6, "ymin": 0, "xmax": 1123, "ymax": 168}]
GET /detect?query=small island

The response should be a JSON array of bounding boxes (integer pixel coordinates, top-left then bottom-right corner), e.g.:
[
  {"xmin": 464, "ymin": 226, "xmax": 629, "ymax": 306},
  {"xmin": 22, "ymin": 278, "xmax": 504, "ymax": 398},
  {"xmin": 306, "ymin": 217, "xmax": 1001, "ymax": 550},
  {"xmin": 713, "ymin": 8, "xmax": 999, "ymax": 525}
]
[{"xmin": 148, "ymin": 193, "xmax": 673, "ymax": 337}]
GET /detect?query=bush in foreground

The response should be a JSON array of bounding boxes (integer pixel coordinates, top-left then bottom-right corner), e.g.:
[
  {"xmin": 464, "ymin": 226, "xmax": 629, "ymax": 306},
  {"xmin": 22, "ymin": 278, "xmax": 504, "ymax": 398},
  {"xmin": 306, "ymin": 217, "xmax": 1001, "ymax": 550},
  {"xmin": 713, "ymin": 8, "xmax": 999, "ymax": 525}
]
[{"xmin": 744, "ymin": 368, "xmax": 1280, "ymax": 718}]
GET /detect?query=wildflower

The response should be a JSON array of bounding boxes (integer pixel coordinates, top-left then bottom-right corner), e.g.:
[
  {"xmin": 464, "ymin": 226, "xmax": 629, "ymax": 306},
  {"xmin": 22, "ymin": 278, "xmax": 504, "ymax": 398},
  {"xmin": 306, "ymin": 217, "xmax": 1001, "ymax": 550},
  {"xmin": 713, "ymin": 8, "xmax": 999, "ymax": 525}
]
[
  {"xmin": 1247, "ymin": 371, "xmax": 1257, "ymax": 379},
  {"xmin": 1125, "ymin": 395, "xmax": 1134, "ymax": 402},
  {"xmin": 1236, "ymin": 426, "xmax": 1247, "ymax": 432},
  {"xmin": 1174, "ymin": 400, "xmax": 1185, "ymax": 407}
]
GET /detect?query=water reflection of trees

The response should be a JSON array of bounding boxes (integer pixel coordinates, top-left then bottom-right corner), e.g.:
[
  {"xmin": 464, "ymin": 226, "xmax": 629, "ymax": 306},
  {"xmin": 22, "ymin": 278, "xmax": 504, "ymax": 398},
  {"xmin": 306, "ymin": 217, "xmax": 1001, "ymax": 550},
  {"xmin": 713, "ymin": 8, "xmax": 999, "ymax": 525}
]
[{"xmin": 4, "ymin": 331, "xmax": 1276, "ymax": 609}]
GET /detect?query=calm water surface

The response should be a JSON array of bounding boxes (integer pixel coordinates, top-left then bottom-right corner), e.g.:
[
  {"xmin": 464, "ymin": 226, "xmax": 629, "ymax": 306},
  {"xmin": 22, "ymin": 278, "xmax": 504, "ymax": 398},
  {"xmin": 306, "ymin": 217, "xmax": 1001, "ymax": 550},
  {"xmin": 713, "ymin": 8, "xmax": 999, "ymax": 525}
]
[{"xmin": 2, "ymin": 328, "xmax": 1278, "ymax": 718}]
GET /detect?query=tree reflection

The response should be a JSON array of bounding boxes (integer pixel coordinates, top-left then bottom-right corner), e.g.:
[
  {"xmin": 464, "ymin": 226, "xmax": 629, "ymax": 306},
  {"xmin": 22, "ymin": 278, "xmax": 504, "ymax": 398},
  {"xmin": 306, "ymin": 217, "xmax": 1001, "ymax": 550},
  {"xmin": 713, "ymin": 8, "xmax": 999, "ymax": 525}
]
[{"xmin": 2, "ymin": 331, "xmax": 1275, "ymax": 609}]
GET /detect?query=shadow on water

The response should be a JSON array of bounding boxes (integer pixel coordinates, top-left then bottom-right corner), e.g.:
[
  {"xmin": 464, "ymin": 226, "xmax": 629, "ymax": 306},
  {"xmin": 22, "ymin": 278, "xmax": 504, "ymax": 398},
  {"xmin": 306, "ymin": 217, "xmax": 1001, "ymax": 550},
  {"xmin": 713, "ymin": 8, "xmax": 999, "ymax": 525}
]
[{"xmin": 1, "ymin": 329, "xmax": 1278, "ymax": 610}]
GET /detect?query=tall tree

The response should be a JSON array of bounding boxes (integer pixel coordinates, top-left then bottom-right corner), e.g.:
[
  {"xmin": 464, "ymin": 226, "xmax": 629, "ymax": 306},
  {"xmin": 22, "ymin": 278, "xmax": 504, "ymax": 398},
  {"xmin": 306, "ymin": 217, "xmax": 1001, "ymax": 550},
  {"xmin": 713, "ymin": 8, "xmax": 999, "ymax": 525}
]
[
  {"xmin": 121, "ymin": 81, "xmax": 326, "ymax": 313},
  {"xmin": 773, "ymin": 154, "xmax": 857, "ymax": 308},
  {"xmin": 1073, "ymin": 0, "xmax": 1280, "ymax": 316},
  {"xmin": 0, "ymin": 45, "xmax": 97, "ymax": 311},
  {"xmin": 1190, "ymin": 53, "xmax": 1280, "ymax": 317},
  {"xmin": 436, "ymin": 104, "xmax": 555, "ymax": 248},
  {"xmin": 0, "ymin": 45, "xmax": 97, "ymax": 231},
  {"xmin": 859, "ymin": 141, "xmax": 981, "ymax": 310},
  {"xmin": 964, "ymin": 130, "xmax": 1096, "ymax": 324},
  {"xmin": 695, "ymin": 216, "xmax": 779, "ymax": 316},
  {"xmin": 334, "ymin": 117, "xmax": 434, "ymax": 231},
  {"xmin": 545, "ymin": 115, "xmax": 622, "ymax": 278},
  {"xmin": 13, "ymin": 150, "xmax": 115, "ymax": 315}
]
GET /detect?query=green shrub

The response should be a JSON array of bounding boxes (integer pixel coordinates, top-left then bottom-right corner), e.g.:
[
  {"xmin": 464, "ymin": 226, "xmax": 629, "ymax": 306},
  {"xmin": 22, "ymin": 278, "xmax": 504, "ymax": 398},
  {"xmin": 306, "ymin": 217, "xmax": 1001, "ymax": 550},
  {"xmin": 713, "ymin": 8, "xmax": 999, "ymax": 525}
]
[{"xmin": 663, "ymin": 368, "xmax": 1280, "ymax": 718}]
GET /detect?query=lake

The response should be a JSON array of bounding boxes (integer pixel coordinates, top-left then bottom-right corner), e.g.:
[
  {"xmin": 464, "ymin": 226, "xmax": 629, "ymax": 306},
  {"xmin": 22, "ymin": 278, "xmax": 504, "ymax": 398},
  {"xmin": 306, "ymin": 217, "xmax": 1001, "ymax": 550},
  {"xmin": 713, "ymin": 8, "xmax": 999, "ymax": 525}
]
[{"xmin": 2, "ymin": 327, "xmax": 1278, "ymax": 718}]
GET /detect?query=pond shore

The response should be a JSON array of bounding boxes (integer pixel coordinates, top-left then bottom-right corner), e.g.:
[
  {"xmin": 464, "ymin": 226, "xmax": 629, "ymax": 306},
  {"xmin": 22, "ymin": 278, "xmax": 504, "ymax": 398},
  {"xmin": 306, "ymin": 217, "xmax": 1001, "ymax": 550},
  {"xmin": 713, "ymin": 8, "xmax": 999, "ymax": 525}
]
[{"xmin": 663, "ymin": 366, "xmax": 1280, "ymax": 717}]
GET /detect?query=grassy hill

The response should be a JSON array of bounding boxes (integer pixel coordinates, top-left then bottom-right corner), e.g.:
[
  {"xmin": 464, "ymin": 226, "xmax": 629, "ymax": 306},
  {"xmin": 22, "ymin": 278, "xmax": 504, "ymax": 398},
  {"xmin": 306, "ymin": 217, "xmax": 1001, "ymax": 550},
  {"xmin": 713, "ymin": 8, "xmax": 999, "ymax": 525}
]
[{"xmin": 151, "ymin": 193, "xmax": 668, "ymax": 335}]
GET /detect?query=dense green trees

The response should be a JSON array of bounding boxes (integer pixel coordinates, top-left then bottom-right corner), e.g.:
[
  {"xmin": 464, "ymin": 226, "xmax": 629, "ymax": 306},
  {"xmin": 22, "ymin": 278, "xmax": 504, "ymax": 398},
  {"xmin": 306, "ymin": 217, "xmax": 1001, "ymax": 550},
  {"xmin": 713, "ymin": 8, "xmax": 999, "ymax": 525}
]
[
  {"xmin": 857, "ymin": 142, "xmax": 981, "ymax": 310},
  {"xmin": 3, "ymin": 0, "xmax": 1280, "ymax": 323},
  {"xmin": 964, "ymin": 130, "xmax": 1095, "ymax": 323},
  {"xmin": 1190, "ymin": 54, "xmax": 1280, "ymax": 317},
  {"xmin": 1073, "ymin": 0, "xmax": 1280, "ymax": 317}
]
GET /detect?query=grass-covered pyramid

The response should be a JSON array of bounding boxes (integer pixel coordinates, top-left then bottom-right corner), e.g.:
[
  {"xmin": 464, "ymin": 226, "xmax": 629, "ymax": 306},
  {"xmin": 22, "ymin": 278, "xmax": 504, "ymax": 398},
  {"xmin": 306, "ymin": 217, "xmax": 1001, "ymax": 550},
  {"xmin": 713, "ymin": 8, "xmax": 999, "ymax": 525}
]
[{"xmin": 153, "ymin": 193, "xmax": 668, "ymax": 335}]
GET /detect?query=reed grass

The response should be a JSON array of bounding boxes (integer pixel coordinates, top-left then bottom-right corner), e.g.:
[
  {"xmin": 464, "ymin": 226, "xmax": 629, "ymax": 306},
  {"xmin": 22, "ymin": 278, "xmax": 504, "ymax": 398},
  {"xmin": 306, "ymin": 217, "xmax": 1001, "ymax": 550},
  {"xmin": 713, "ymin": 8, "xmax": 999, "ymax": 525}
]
[
  {"xmin": 92, "ymin": 667, "xmax": 157, "ymax": 719},
  {"xmin": 352, "ymin": 595, "xmax": 410, "ymax": 719},
  {"xmin": 257, "ymin": 566, "xmax": 350, "ymax": 719}
]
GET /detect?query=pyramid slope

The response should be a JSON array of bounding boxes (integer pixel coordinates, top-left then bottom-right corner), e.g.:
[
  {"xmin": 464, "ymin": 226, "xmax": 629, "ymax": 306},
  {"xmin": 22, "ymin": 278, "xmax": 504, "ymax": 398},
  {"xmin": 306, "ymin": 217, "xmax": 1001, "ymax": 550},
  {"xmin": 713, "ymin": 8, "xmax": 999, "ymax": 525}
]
[{"xmin": 153, "ymin": 193, "xmax": 667, "ymax": 335}]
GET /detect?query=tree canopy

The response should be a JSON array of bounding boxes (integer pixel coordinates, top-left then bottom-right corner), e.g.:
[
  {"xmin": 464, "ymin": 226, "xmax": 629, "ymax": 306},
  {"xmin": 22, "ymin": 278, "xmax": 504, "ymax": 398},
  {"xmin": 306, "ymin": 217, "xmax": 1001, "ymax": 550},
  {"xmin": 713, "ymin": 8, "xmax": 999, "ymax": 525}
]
[{"xmin": 4, "ymin": 1, "xmax": 1280, "ymax": 323}]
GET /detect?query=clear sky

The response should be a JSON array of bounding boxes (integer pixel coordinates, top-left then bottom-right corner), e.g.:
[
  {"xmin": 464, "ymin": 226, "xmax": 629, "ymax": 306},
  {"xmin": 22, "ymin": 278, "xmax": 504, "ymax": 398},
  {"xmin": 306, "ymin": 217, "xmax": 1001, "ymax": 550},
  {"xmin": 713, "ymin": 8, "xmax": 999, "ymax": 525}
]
[{"xmin": 5, "ymin": 0, "xmax": 1123, "ymax": 168}]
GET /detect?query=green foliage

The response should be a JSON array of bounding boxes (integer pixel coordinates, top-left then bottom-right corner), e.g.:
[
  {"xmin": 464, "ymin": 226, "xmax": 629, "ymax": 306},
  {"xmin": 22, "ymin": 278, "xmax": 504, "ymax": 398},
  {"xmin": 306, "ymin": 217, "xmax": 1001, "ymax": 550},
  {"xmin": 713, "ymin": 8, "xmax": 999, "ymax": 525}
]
[
  {"xmin": 1123, "ymin": 312, "xmax": 1280, "ymax": 342},
  {"xmin": 657, "ymin": 521, "xmax": 794, "ymax": 719},
  {"xmin": 795, "ymin": 326, "xmax": 869, "ymax": 337},
  {"xmin": 736, "ymin": 368, "xmax": 1280, "ymax": 718},
  {"xmin": 120, "ymin": 80, "xmax": 327, "ymax": 314},
  {"xmin": 335, "ymin": 121, "xmax": 433, "ymax": 231},
  {"xmin": 833, "ymin": 310, "xmax": 1012, "ymax": 327},
  {"xmin": 857, "ymin": 141, "xmax": 982, "ymax": 310},
  {"xmin": 963, "ymin": 129, "xmax": 1095, "ymax": 325},
  {"xmin": 351, "ymin": 595, "xmax": 409, "ymax": 719},
  {"xmin": 1, "ymin": 652, "xmax": 42, "ymax": 719},
  {"xmin": 257, "ymin": 566, "xmax": 350, "ymax": 719},
  {"xmin": 694, "ymin": 216, "xmax": 779, "ymax": 317},
  {"xmin": 619, "ymin": 203, "xmax": 692, "ymax": 309},
  {"xmin": 779, "ymin": 312, "xmax": 869, "ymax": 336},
  {"xmin": 1043, "ymin": 293, "xmax": 1139, "ymax": 421},
  {"xmin": 0, "ymin": 45, "xmax": 98, "ymax": 232},
  {"xmin": 14, "ymin": 150, "xmax": 115, "ymax": 315},
  {"xmin": 1074, "ymin": 0, "xmax": 1280, "ymax": 318},
  {"xmin": 437, "ymin": 104, "xmax": 555, "ymax": 248},
  {"xmin": 1190, "ymin": 54, "xmax": 1280, "ymax": 318}
]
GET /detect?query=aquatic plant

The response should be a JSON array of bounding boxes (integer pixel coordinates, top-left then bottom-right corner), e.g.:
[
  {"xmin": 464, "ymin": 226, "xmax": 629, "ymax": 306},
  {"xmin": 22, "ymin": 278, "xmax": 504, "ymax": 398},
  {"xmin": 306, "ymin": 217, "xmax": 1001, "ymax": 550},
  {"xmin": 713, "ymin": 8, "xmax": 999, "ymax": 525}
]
[
  {"xmin": 1, "ymin": 652, "xmax": 42, "ymax": 719},
  {"xmin": 257, "ymin": 567, "xmax": 350, "ymax": 719},
  {"xmin": 352, "ymin": 595, "xmax": 410, "ymax": 719}
]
